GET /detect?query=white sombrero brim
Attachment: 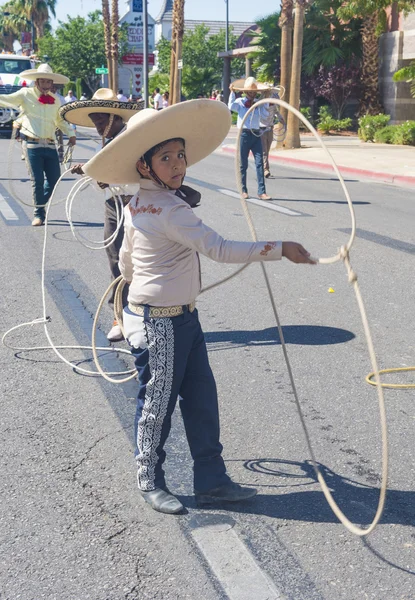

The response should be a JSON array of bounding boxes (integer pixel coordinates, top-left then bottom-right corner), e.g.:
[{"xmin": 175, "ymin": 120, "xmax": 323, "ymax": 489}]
[
  {"xmin": 19, "ymin": 69, "xmax": 69, "ymax": 85},
  {"xmin": 59, "ymin": 99, "xmax": 145, "ymax": 127},
  {"xmin": 231, "ymin": 78, "xmax": 269, "ymax": 92},
  {"xmin": 83, "ymin": 99, "xmax": 231, "ymax": 185}
]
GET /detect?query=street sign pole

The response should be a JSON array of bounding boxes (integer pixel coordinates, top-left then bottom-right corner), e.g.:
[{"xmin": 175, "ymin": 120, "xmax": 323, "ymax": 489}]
[{"xmin": 143, "ymin": 0, "xmax": 149, "ymax": 108}]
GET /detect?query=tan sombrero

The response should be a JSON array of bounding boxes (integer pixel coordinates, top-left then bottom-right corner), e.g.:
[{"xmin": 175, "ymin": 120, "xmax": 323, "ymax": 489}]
[
  {"xmin": 59, "ymin": 88, "xmax": 145, "ymax": 127},
  {"xmin": 231, "ymin": 76, "xmax": 269, "ymax": 92},
  {"xmin": 19, "ymin": 63, "xmax": 69, "ymax": 85},
  {"xmin": 83, "ymin": 99, "xmax": 231, "ymax": 185}
]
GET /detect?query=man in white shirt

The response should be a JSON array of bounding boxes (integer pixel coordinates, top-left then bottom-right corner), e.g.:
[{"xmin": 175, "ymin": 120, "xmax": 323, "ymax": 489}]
[
  {"xmin": 260, "ymin": 86, "xmax": 280, "ymax": 178},
  {"xmin": 117, "ymin": 89, "xmax": 128, "ymax": 102},
  {"xmin": 228, "ymin": 77, "xmax": 272, "ymax": 201},
  {"xmin": 152, "ymin": 87, "xmax": 163, "ymax": 110},
  {"xmin": 64, "ymin": 90, "xmax": 77, "ymax": 103}
]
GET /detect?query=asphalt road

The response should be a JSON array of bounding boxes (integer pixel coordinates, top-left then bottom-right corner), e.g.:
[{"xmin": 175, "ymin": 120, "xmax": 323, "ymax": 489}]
[{"xmin": 0, "ymin": 132, "xmax": 414, "ymax": 600}]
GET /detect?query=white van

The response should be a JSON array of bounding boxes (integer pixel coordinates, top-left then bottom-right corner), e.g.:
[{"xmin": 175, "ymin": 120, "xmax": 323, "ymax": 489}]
[{"xmin": 0, "ymin": 54, "xmax": 35, "ymax": 137}]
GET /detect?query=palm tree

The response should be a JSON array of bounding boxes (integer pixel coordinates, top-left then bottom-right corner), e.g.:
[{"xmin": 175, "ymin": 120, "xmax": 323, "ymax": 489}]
[
  {"xmin": 170, "ymin": 0, "xmax": 185, "ymax": 105},
  {"xmin": 285, "ymin": 0, "xmax": 313, "ymax": 149},
  {"xmin": 278, "ymin": 0, "xmax": 294, "ymax": 129},
  {"xmin": 102, "ymin": 0, "xmax": 113, "ymax": 90},
  {"xmin": 338, "ymin": 0, "xmax": 415, "ymax": 115},
  {"xmin": 0, "ymin": 4, "xmax": 28, "ymax": 51},
  {"xmin": 9, "ymin": 0, "xmax": 56, "ymax": 47},
  {"xmin": 110, "ymin": 0, "xmax": 119, "ymax": 93}
]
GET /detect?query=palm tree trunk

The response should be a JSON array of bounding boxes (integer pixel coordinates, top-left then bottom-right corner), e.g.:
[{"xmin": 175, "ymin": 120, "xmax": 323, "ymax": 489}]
[
  {"xmin": 360, "ymin": 13, "xmax": 383, "ymax": 115},
  {"xmin": 111, "ymin": 0, "xmax": 119, "ymax": 93},
  {"xmin": 278, "ymin": 0, "xmax": 294, "ymax": 132},
  {"xmin": 102, "ymin": 0, "xmax": 113, "ymax": 90},
  {"xmin": 174, "ymin": 0, "xmax": 184, "ymax": 105},
  {"xmin": 285, "ymin": 0, "xmax": 311, "ymax": 149},
  {"xmin": 171, "ymin": 0, "xmax": 185, "ymax": 105},
  {"xmin": 169, "ymin": 2, "xmax": 178, "ymax": 103}
]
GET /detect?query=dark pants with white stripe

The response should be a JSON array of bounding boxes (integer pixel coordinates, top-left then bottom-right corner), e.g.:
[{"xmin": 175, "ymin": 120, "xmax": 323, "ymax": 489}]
[
  {"xmin": 239, "ymin": 129, "xmax": 266, "ymax": 196},
  {"xmin": 24, "ymin": 143, "xmax": 61, "ymax": 220},
  {"xmin": 129, "ymin": 307, "xmax": 230, "ymax": 493}
]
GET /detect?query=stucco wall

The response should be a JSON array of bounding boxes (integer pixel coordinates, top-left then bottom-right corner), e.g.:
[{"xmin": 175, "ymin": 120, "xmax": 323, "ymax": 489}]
[{"xmin": 380, "ymin": 12, "xmax": 415, "ymax": 122}]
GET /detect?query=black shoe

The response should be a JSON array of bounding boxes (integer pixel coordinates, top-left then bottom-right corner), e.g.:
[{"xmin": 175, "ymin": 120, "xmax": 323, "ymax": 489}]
[
  {"xmin": 139, "ymin": 487, "xmax": 184, "ymax": 514},
  {"xmin": 195, "ymin": 481, "xmax": 257, "ymax": 507}
]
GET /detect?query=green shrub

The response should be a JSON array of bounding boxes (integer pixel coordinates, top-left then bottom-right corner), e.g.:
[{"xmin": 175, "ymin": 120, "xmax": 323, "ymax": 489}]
[
  {"xmin": 374, "ymin": 126, "xmax": 395, "ymax": 144},
  {"xmin": 300, "ymin": 106, "xmax": 312, "ymax": 129},
  {"xmin": 317, "ymin": 106, "xmax": 352, "ymax": 134},
  {"xmin": 391, "ymin": 121, "xmax": 415, "ymax": 145},
  {"xmin": 358, "ymin": 114, "xmax": 390, "ymax": 142},
  {"xmin": 231, "ymin": 112, "xmax": 237, "ymax": 125}
]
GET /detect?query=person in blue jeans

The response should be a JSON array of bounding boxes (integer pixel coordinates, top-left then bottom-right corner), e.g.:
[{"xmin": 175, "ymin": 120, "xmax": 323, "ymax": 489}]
[
  {"xmin": 228, "ymin": 77, "xmax": 272, "ymax": 201},
  {"xmin": 0, "ymin": 63, "xmax": 75, "ymax": 226},
  {"xmin": 84, "ymin": 100, "xmax": 315, "ymax": 515}
]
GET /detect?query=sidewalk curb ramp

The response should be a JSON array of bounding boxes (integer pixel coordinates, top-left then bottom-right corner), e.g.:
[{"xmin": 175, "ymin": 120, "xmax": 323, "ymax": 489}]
[{"xmin": 221, "ymin": 144, "xmax": 415, "ymax": 189}]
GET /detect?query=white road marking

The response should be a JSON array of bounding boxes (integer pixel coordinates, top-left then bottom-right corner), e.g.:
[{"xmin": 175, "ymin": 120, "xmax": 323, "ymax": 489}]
[
  {"xmin": 218, "ymin": 188, "xmax": 301, "ymax": 216},
  {"xmin": 192, "ymin": 523, "xmax": 283, "ymax": 600},
  {"xmin": 0, "ymin": 193, "xmax": 19, "ymax": 221}
]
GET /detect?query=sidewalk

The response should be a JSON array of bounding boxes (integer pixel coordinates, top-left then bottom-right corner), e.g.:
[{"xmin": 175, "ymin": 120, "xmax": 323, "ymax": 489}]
[{"xmin": 222, "ymin": 130, "xmax": 415, "ymax": 188}]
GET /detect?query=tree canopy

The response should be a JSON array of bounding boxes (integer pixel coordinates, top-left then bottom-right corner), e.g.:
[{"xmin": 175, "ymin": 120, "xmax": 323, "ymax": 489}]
[
  {"xmin": 156, "ymin": 24, "xmax": 245, "ymax": 98},
  {"xmin": 37, "ymin": 11, "xmax": 128, "ymax": 94}
]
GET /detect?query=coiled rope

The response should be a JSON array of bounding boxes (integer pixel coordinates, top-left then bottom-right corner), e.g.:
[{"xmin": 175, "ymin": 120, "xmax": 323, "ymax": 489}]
[
  {"xmin": 235, "ymin": 97, "xmax": 387, "ymax": 536},
  {"xmin": 2, "ymin": 170, "xmax": 136, "ymax": 379}
]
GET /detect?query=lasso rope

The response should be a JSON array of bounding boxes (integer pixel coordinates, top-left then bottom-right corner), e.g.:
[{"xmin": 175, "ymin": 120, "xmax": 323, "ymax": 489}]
[
  {"xmin": 2, "ymin": 171, "xmax": 136, "ymax": 379},
  {"xmin": 366, "ymin": 367, "xmax": 415, "ymax": 389},
  {"xmin": 2, "ymin": 101, "xmax": 399, "ymax": 536},
  {"xmin": 235, "ymin": 97, "xmax": 387, "ymax": 536}
]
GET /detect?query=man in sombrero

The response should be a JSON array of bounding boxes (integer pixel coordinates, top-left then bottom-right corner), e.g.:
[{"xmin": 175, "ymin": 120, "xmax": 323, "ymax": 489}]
[
  {"xmin": 0, "ymin": 63, "xmax": 76, "ymax": 226},
  {"xmin": 228, "ymin": 77, "xmax": 272, "ymax": 201},
  {"xmin": 59, "ymin": 88, "xmax": 144, "ymax": 341}
]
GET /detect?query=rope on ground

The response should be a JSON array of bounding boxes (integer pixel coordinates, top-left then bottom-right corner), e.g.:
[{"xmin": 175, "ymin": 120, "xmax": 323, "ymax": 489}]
[
  {"xmin": 366, "ymin": 367, "xmax": 415, "ymax": 389},
  {"xmin": 236, "ymin": 97, "xmax": 387, "ymax": 537},
  {"xmin": 2, "ymin": 170, "xmax": 136, "ymax": 379}
]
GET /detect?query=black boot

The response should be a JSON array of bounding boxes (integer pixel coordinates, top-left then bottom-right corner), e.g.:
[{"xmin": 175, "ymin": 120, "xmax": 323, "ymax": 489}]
[
  {"xmin": 139, "ymin": 487, "xmax": 184, "ymax": 514},
  {"xmin": 195, "ymin": 481, "xmax": 257, "ymax": 507}
]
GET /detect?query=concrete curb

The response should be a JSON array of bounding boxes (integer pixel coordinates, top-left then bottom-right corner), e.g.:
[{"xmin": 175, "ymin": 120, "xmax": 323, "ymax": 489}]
[{"xmin": 221, "ymin": 144, "xmax": 415, "ymax": 188}]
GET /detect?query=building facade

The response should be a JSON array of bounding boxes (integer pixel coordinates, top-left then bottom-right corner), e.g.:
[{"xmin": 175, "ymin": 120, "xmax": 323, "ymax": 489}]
[{"xmin": 380, "ymin": 7, "xmax": 415, "ymax": 122}]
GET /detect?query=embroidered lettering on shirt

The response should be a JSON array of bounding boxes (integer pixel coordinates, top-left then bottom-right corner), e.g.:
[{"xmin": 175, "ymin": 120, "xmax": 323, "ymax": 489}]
[
  {"xmin": 129, "ymin": 195, "xmax": 162, "ymax": 217},
  {"xmin": 260, "ymin": 242, "xmax": 277, "ymax": 256}
]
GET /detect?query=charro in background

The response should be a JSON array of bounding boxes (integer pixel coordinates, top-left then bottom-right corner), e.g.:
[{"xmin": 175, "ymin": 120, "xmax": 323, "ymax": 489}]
[{"xmin": 0, "ymin": 63, "xmax": 75, "ymax": 226}]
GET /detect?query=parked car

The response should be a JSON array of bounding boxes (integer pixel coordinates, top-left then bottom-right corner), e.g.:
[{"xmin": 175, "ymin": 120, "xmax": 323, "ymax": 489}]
[{"xmin": 0, "ymin": 54, "xmax": 34, "ymax": 137}]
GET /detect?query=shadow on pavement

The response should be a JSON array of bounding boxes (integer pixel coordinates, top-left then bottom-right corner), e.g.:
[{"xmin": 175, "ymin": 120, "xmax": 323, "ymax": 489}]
[
  {"xmin": 205, "ymin": 325, "xmax": 355, "ymax": 350},
  {"xmin": 179, "ymin": 458, "xmax": 414, "ymax": 529},
  {"xmin": 47, "ymin": 219, "xmax": 104, "ymax": 228}
]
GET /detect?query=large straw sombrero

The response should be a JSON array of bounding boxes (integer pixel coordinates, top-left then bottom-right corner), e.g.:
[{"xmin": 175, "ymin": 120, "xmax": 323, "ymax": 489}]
[
  {"xmin": 19, "ymin": 63, "xmax": 69, "ymax": 85},
  {"xmin": 83, "ymin": 99, "xmax": 231, "ymax": 185},
  {"xmin": 231, "ymin": 76, "xmax": 269, "ymax": 92},
  {"xmin": 59, "ymin": 88, "xmax": 145, "ymax": 127}
]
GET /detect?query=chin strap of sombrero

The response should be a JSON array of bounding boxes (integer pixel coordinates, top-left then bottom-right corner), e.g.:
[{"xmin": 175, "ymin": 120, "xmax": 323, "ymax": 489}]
[{"xmin": 102, "ymin": 114, "xmax": 115, "ymax": 147}]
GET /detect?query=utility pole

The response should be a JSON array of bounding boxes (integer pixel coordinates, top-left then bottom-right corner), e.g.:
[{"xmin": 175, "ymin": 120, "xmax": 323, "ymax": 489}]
[
  {"xmin": 225, "ymin": 0, "xmax": 229, "ymax": 52},
  {"xmin": 143, "ymin": 0, "xmax": 149, "ymax": 107}
]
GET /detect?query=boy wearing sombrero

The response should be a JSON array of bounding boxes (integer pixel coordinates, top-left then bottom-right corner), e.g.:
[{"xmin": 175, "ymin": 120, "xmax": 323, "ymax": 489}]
[
  {"xmin": 0, "ymin": 63, "xmax": 76, "ymax": 226},
  {"xmin": 60, "ymin": 88, "xmax": 144, "ymax": 341},
  {"xmin": 84, "ymin": 100, "xmax": 315, "ymax": 515},
  {"xmin": 228, "ymin": 77, "xmax": 272, "ymax": 201}
]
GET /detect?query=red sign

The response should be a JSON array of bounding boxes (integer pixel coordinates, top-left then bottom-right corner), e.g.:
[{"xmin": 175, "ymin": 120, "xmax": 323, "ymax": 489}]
[{"xmin": 122, "ymin": 53, "xmax": 155, "ymax": 66}]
